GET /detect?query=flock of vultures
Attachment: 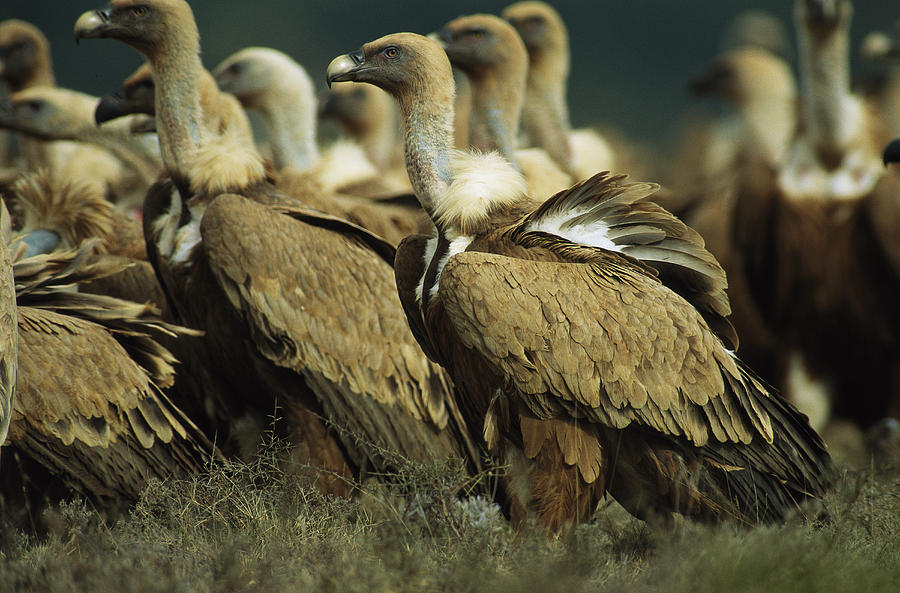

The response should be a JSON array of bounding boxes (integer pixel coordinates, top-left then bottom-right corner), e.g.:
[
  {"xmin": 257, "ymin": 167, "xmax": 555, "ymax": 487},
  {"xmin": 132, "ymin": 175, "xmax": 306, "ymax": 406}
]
[{"xmin": 0, "ymin": 0, "xmax": 897, "ymax": 536}]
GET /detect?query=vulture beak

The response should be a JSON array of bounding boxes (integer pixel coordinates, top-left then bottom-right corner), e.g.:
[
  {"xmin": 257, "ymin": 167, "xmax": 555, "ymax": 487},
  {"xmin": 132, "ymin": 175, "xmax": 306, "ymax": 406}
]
[
  {"xmin": 326, "ymin": 50, "xmax": 365, "ymax": 87},
  {"xmin": 74, "ymin": 8, "xmax": 114, "ymax": 43},
  {"xmin": 94, "ymin": 88, "xmax": 127, "ymax": 125},
  {"xmin": 688, "ymin": 64, "xmax": 728, "ymax": 97},
  {"xmin": 882, "ymin": 138, "xmax": 900, "ymax": 166}
]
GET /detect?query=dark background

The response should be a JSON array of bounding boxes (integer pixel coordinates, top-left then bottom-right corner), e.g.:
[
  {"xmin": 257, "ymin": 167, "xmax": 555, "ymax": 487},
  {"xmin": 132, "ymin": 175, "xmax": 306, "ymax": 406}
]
[{"xmin": 3, "ymin": 1, "xmax": 897, "ymax": 145}]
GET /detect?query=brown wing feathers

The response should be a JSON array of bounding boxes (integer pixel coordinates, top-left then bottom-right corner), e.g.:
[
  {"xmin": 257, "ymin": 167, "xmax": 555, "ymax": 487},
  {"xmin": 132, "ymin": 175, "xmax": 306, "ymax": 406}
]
[{"xmin": 514, "ymin": 172, "xmax": 738, "ymax": 349}]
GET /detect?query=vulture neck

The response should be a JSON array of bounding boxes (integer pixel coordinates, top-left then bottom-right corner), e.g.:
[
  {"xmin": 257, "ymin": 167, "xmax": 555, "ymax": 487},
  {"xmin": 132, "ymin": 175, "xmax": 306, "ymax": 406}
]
[
  {"xmin": 396, "ymin": 83, "xmax": 455, "ymax": 222},
  {"xmin": 83, "ymin": 117, "xmax": 162, "ymax": 184},
  {"xmin": 146, "ymin": 35, "xmax": 206, "ymax": 180},
  {"xmin": 522, "ymin": 45, "xmax": 574, "ymax": 173},
  {"xmin": 253, "ymin": 78, "xmax": 320, "ymax": 173},
  {"xmin": 796, "ymin": 15, "xmax": 859, "ymax": 164},
  {"xmin": 465, "ymin": 66, "xmax": 524, "ymax": 167},
  {"xmin": 741, "ymin": 91, "xmax": 796, "ymax": 166}
]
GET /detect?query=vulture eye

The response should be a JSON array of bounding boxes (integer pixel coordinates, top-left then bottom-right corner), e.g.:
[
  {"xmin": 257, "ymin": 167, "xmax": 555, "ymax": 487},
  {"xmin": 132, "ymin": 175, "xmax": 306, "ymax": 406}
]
[
  {"xmin": 132, "ymin": 6, "xmax": 149, "ymax": 19},
  {"xmin": 464, "ymin": 30, "xmax": 485, "ymax": 43},
  {"xmin": 383, "ymin": 46, "xmax": 400, "ymax": 59},
  {"xmin": 22, "ymin": 99, "xmax": 44, "ymax": 113}
]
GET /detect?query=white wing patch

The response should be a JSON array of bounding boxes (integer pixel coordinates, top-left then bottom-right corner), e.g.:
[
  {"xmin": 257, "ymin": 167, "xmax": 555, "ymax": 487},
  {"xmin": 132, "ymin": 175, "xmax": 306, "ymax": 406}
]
[
  {"xmin": 429, "ymin": 232, "xmax": 474, "ymax": 301},
  {"xmin": 525, "ymin": 206, "xmax": 621, "ymax": 252},
  {"xmin": 415, "ymin": 234, "xmax": 438, "ymax": 305}
]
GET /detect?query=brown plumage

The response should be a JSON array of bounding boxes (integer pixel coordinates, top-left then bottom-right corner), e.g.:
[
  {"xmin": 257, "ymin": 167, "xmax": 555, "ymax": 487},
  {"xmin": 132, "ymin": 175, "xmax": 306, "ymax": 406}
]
[
  {"xmin": 328, "ymin": 32, "xmax": 832, "ymax": 533},
  {"xmin": 677, "ymin": 46, "xmax": 798, "ymax": 390},
  {"xmin": 0, "ymin": 210, "xmax": 16, "ymax": 459},
  {"xmin": 76, "ymin": 0, "xmax": 477, "ymax": 489},
  {"xmin": 731, "ymin": 0, "xmax": 899, "ymax": 429},
  {"xmin": 4, "ymin": 239, "xmax": 212, "ymax": 503}
]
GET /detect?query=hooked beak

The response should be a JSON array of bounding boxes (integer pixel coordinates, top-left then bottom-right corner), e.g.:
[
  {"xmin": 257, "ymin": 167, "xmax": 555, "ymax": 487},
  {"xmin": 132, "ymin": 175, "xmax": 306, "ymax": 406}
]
[
  {"xmin": 94, "ymin": 88, "xmax": 127, "ymax": 125},
  {"xmin": 883, "ymin": 138, "xmax": 900, "ymax": 166},
  {"xmin": 326, "ymin": 50, "xmax": 365, "ymax": 87},
  {"xmin": 74, "ymin": 8, "xmax": 113, "ymax": 43}
]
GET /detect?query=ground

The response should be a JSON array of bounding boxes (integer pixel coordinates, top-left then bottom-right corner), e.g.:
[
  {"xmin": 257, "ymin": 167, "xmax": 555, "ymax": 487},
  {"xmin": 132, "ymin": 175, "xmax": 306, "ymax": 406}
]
[{"xmin": 1, "ymin": 435, "xmax": 898, "ymax": 593}]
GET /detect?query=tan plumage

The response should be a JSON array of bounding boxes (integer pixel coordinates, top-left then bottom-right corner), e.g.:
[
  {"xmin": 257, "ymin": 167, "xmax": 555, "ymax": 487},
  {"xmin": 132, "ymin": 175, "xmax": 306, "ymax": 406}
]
[
  {"xmin": 328, "ymin": 32, "xmax": 832, "ymax": 533},
  {"xmin": 77, "ymin": 0, "xmax": 477, "ymax": 488},
  {"xmin": 4, "ymin": 239, "xmax": 211, "ymax": 502},
  {"xmin": 0, "ymin": 211, "xmax": 16, "ymax": 457},
  {"xmin": 0, "ymin": 85, "xmax": 162, "ymax": 189}
]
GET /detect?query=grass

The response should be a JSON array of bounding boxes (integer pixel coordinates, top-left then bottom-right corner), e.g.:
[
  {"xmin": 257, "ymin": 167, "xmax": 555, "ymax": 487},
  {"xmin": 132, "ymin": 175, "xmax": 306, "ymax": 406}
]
[{"xmin": 1, "ymin": 440, "xmax": 898, "ymax": 593}]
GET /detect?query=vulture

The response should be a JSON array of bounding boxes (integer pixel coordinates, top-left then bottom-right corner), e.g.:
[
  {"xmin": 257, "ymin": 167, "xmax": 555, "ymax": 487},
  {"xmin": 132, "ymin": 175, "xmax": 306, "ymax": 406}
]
[
  {"xmin": 731, "ymin": 0, "xmax": 900, "ymax": 430},
  {"xmin": 212, "ymin": 46, "xmax": 423, "ymax": 243},
  {"xmin": 501, "ymin": 1, "xmax": 616, "ymax": 180},
  {"xmin": 435, "ymin": 14, "xmax": 572, "ymax": 199},
  {"xmin": 318, "ymin": 80, "xmax": 407, "ymax": 181},
  {"xmin": 0, "ymin": 215, "xmax": 15, "ymax": 461},
  {"xmin": 2, "ymin": 237, "xmax": 212, "ymax": 505},
  {"xmin": 678, "ymin": 46, "xmax": 798, "ymax": 395},
  {"xmin": 858, "ymin": 23, "xmax": 900, "ymax": 137},
  {"xmin": 328, "ymin": 32, "xmax": 832, "ymax": 533},
  {"xmin": 0, "ymin": 86, "xmax": 163, "ymax": 193},
  {"xmin": 94, "ymin": 61, "xmax": 156, "ymax": 127},
  {"xmin": 74, "ymin": 0, "xmax": 477, "ymax": 491}
]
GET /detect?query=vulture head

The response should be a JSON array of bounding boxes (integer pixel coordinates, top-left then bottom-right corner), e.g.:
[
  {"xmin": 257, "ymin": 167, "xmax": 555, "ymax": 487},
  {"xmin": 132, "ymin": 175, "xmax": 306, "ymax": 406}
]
[
  {"xmin": 213, "ymin": 47, "xmax": 316, "ymax": 114},
  {"xmin": 95, "ymin": 62, "xmax": 155, "ymax": 125},
  {"xmin": 0, "ymin": 87, "xmax": 99, "ymax": 142},
  {"xmin": 74, "ymin": 0, "xmax": 198, "ymax": 58},
  {"xmin": 689, "ymin": 47, "xmax": 796, "ymax": 107},
  {"xmin": 501, "ymin": 1, "xmax": 568, "ymax": 64},
  {"xmin": 0, "ymin": 20, "xmax": 53, "ymax": 92},
  {"xmin": 319, "ymin": 82, "xmax": 393, "ymax": 136},
  {"xmin": 327, "ymin": 33, "xmax": 453, "ymax": 101},
  {"xmin": 433, "ymin": 14, "xmax": 527, "ymax": 81},
  {"xmin": 797, "ymin": 0, "xmax": 852, "ymax": 40}
]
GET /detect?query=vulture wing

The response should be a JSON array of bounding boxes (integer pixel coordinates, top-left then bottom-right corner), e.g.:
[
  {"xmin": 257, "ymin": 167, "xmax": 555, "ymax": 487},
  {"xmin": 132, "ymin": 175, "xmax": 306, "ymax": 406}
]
[
  {"xmin": 517, "ymin": 172, "xmax": 738, "ymax": 349},
  {"xmin": 10, "ymin": 305, "xmax": 210, "ymax": 500},
  {"xmin": 200, "ymin": 194, "xmax": 476, "ymax": 469},
  {"xmin": 438, "ymin": 249, "xmax": 830, "ymax": 514}
]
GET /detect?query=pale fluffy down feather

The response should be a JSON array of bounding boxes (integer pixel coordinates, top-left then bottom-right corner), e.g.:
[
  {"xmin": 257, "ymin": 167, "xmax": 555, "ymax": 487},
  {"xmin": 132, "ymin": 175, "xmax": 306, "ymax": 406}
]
[
  {"xmin": 310, "ymin": 140, "xmax": 378, "ymax": 193},
  {"xmin": 434, "ymin": 150, "xmax": 527, "ymax": 234},
  {"xmin": 188, "ymin": 132, "xmax": 266, "ymax": 195},
  {"xmin": 568, "ymin": 129, "xmax": 616, "ymax": 181},
  {"xmin": 12, "ymin": 169, "xmax": 114, "ymax": 249},
  {"xmin": 515, "ymin": 147, "xmax": 572, "ymax": 199}
]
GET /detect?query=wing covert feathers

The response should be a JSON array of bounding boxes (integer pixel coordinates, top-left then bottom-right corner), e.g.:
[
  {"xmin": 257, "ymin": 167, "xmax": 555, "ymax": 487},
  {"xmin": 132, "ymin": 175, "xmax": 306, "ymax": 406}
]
[
  {"xmin": 518, "ymin": 172, "xmax": 738, "ymax": 349},
  {"xmin": 200, "ymin": 194, "xmax": 474, "ymax": 468},
  {"xmin": 439, "ymin": 250, "xmax": 830, "ymax": 521}
]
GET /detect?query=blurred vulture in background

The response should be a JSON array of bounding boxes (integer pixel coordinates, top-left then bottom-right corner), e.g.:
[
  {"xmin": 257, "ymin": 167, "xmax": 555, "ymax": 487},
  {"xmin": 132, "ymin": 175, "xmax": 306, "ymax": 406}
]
[
  {"xmin": 501, "ymin": 1, "xmax": 616, "ymax": 181},
  {"xmin": 212, "ymin": 46, "xmax": 423, "ymax": 244},
  {"xmin": 730, "ymin": 0, "xmax": 900, "ymax": 430},
  {"xmin": 74, "ymin": 0, "xmax": 478, "ymax": 495},
  {"xmin": 435, "ymin": 14, "xmax": 572, "ymax": 199},
  {"xmin": 328, "ymin": 32, "xmax": 832, "ymax": 534},
  {"xmin": 0, "ymin": 19, "xmax": 137, "ymax": 207}
]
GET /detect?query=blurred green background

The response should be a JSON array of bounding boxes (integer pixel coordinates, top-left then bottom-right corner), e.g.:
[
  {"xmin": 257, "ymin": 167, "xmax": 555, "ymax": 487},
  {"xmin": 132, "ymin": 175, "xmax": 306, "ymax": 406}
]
[{"xmin": 3, "ymin": 1, "xmax": 897, "ymax": 144}]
